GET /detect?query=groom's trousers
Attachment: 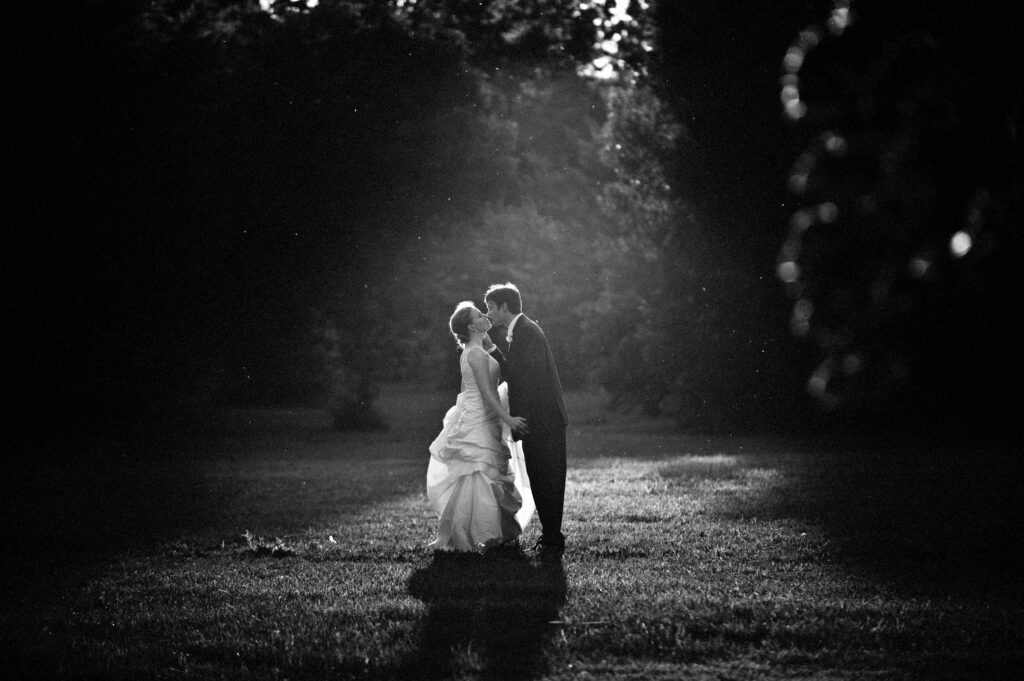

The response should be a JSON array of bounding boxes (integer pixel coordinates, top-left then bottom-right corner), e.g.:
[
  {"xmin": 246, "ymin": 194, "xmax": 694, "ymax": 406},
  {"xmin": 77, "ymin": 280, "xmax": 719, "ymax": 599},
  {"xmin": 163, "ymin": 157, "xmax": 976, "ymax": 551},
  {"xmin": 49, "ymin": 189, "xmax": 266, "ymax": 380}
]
[{"xmin": 520, "ymin": 424, "xmax": 566, "ymax": 547}]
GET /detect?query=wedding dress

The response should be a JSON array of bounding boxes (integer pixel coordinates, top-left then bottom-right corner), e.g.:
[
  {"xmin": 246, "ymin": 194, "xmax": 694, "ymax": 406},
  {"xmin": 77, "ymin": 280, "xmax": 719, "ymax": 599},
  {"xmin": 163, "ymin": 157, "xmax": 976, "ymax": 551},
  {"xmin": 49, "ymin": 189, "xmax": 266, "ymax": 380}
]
[{"xmin": 427, "ymin": 346, "xmax": 535, "ymax": 551}]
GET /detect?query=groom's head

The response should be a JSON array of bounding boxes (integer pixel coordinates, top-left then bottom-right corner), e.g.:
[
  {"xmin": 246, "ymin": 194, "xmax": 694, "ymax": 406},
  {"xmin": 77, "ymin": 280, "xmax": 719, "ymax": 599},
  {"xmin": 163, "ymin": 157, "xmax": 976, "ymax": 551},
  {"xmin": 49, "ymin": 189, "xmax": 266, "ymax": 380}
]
[{"xmin": 484, "ymin": 282, "xmax": 522, "ymax": 327}]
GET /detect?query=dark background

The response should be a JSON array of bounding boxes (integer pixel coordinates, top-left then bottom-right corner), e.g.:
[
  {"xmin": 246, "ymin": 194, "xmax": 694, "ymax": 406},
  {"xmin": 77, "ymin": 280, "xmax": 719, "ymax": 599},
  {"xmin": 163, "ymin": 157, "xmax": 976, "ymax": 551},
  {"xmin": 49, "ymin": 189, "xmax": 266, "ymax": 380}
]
[{"xmin": 6, "ymin": 0, "xmax": 1022, "ymax": 450}]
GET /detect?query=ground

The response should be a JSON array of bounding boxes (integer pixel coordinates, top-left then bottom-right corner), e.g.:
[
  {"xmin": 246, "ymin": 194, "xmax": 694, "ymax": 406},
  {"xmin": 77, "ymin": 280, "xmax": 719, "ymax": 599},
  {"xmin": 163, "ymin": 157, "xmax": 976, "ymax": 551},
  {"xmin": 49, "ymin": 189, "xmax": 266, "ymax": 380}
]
[{"xmin": 3, "ymin": 384, "xmax": 1022, "ymax": 679}]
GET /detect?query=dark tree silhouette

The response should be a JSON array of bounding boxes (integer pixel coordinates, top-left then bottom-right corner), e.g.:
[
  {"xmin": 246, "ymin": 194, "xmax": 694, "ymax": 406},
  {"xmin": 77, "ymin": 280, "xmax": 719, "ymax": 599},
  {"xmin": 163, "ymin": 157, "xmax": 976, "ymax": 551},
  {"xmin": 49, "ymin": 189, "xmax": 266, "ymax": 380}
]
[{"xmin": 776, "ymin": 1, "xmax": 1024, "ymax": 432}]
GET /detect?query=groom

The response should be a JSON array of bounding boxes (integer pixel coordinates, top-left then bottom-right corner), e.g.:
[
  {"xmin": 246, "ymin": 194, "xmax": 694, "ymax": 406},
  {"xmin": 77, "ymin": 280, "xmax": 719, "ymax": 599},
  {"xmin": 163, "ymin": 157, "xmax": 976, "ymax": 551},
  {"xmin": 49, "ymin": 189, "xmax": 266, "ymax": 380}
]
[{"xmin": 484, "ymin": 282, "xmax": 568, "ymax": 560}]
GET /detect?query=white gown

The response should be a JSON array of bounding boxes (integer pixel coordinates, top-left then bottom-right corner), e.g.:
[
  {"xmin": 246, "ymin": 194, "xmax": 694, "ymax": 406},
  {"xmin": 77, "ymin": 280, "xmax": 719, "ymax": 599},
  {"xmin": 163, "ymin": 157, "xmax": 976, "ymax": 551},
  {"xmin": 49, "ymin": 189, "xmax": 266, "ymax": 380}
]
[{"xmin": 426, "ymin": 346, "xmax": 535, "ymax": 551}]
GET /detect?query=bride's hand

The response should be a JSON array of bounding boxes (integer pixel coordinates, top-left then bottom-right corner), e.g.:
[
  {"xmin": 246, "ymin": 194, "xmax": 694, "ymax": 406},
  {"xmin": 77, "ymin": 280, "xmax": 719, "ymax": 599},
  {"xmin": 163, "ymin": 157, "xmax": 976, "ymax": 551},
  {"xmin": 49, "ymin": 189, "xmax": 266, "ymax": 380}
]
[
  {"xmin": 482, "ymin": 334, "xmax": 495, "ymax": 352},
  {"xmin": 508, "ymin": 416, "xmax": 528, "ymax": 434}
]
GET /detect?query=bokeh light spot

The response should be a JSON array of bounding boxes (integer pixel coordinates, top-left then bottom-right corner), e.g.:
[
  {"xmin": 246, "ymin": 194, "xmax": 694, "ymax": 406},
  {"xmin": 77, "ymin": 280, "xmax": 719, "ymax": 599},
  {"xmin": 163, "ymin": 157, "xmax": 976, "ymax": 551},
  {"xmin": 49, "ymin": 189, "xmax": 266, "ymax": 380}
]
[
  {"xmin": 824, "ymin": 132, "xmax": 847, "ymax": 156},
  {"xmin": 783, "ymin": 47, "xmax": 805, "ymax": 73},
  {"xmin": 828, "ymin": 6, "xmax": 850, "ymax": 35},
  {"xmin": 789, "ymin": 209, "xmax": 814, "ymax": 232},
  {"xmin": 798, "ymin": 29, "xmax": 821, "ymax": 49},
  {"xmin": 842, "ymin": 353, "xmax": 862, "ymax": 375},
  {"xmin": 777, "ymin": 260, "xmax": 800, "ymax": 284},
  {"xmin": 909, "ymin": 256, "xmax": 932, "ymax": 279},
  {"xmin": 966, "ymin": 188, "xmax": 990, "ymax": 228},
  {"xmin": 817, "ymin": 202, "xmax": 839, "ymax": 223},
  {"xmin": 784, "ymin": 99, "xmax": 807, "ymax": 121},
  {"xmin": 780, "ymin": 238, "xmax": 800, "ymax": 260},
  {"xmin": 794, "ymin": 298, "xmax": 814, "ymax": 320},
  {"xmin": 949, "ymin": 230, "xmax": 972, "ymax": 257},
  {"xmin": 807, "ymin": 370, "xmax": 829, "ymax": 398},
  {"xmin": 790, "ymin": 298, "xmax": 814, "ymax": 336}
]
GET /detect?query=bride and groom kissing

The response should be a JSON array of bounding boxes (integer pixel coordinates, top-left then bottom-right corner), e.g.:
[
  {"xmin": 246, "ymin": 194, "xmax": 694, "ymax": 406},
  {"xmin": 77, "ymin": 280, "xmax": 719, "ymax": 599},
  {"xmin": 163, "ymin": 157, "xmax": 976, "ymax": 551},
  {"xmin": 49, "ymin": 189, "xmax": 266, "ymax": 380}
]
[{"xmin": 426, "ymin": 282, "xmax": 568, "ymax": 562}]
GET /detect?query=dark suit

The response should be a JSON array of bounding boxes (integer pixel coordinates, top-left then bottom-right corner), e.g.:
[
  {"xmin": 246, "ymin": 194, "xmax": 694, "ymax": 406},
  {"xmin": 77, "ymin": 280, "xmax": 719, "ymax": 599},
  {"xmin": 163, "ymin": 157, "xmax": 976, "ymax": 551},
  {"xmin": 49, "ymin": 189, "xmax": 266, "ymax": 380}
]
[{"xmin": 492, "ymin": 315, "xmax": 567, "ymax": 548}]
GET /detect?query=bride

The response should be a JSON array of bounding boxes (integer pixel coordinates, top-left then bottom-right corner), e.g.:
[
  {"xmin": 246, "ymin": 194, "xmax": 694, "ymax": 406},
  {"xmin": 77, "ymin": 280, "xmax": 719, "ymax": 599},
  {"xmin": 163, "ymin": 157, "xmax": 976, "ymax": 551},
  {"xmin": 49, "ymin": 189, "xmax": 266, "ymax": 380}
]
[{"xmin": 426, "ymin": 301, "xmax": 535, "ymax": 552}]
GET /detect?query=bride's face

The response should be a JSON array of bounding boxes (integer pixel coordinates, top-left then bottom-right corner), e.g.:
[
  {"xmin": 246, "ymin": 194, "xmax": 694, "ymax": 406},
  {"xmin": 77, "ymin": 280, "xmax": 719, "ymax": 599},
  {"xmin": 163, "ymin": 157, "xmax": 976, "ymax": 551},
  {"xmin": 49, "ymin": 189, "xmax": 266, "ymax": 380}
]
[{"xmin": 468, "ymin": 308, "xmax": 492, "ymax": 334}]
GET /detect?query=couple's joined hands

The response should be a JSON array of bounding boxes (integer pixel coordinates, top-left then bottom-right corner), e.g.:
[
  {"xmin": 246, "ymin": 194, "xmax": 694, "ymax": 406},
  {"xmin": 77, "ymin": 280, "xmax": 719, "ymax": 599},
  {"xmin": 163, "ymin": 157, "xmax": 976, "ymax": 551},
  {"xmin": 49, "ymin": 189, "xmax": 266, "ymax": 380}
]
[{"xmin": 507, "ymin": 416, "xmax": 528, "ymax": 435}]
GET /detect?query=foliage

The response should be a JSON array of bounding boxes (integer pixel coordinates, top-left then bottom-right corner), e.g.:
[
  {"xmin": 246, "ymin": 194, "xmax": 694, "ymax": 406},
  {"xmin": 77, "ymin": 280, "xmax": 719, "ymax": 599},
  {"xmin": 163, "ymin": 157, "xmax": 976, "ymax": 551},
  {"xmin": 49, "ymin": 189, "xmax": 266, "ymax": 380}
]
[
  {"xmin": 97, "ymin": 0, "xmax": 683, "ymax": 428},
  {"xmin": 288, "ymin": 2, "xmax": 701, "ymax": 420},
  {"xmin": 373, "ymin": 63, "xmax": 714, "ymax": 422},
  {"xmin": 239, "ymin": 529, "xmax": 297, "ymax": 557},
  {"xmin": 313, "ymin": 306, "xmax": 389, "ymax": 430},
  {"xmin": 23, "ymin": 0, "xmax": 957, "ymax": 436},
  {"xmin": 581, "ymin": 85, "xmax": 684, "ymax": 414},
  {"xmin": 576, "ymin": 84, "xmax": 792, "ymax": 431},
  {"xmin": 776, "ymin": 1, "xmax": 1024, "ymax": 425}
]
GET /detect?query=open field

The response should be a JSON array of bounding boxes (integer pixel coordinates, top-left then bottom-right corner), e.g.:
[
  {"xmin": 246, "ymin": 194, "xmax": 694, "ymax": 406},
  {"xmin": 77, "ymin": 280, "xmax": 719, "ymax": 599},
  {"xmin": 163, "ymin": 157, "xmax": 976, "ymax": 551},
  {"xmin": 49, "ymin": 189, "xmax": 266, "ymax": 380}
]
[{"xmin": 4, "ymin": 384, "xmax": 1023, "ymax": 679}]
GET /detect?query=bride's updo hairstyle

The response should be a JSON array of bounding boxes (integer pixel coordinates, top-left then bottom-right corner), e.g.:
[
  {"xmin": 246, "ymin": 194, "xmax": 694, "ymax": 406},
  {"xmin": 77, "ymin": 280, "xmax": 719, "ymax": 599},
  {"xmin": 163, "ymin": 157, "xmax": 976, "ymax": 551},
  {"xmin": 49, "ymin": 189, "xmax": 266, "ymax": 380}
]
[{"xmin": 448, "ymin": 301, "xmax": 478, "ymax": 349}]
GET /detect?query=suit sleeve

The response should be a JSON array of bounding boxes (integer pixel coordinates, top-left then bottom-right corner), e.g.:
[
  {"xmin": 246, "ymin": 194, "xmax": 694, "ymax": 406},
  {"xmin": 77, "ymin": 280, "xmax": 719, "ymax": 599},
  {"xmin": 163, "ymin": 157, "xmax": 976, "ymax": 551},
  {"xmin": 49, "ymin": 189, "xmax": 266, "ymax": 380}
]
[
  {"xmin": 513, "ymin": 325, "xmax": 546, "ymax": 401},
  {"xmin": 488, "ymin": 343, "xmax": 508, "ymax": 380},
  {"xmin": 514, "ymin": 323, "xmax": 567, "ymax": 427}
]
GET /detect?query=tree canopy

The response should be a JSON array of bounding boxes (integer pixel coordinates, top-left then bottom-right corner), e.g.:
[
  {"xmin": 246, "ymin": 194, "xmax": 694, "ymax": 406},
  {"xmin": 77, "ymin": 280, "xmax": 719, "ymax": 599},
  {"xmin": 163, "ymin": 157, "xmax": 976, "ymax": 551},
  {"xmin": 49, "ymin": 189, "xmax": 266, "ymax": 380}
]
[{"xmin": 11, "ymin": 0, "xmax": 1021, "ymax": 440}]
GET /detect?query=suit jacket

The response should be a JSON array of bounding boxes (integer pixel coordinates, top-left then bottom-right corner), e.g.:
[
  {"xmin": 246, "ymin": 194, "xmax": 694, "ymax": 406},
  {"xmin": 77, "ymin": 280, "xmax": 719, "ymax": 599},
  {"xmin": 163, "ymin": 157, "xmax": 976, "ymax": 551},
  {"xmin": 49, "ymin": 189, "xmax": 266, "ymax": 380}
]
[{"xmin": 492, "ymin": 315, "xmax": 567, "ymax": 434}]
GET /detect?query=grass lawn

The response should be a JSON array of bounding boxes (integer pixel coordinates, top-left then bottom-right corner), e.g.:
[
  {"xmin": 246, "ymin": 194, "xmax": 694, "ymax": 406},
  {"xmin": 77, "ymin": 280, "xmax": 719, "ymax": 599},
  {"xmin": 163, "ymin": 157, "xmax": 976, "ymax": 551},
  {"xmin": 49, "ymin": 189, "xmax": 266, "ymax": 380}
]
[{"xmin": 4, "ymin": 383, "xmax": 1023, "ymax": 679}]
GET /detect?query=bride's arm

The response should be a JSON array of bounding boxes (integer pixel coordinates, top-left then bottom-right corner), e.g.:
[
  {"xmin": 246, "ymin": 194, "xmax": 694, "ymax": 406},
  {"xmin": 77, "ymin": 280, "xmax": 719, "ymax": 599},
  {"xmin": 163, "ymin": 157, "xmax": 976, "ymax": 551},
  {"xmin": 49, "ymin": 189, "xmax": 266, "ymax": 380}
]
[{"xmin": 466, "ymin": 348, "xmax": 527, "ymax": 432}]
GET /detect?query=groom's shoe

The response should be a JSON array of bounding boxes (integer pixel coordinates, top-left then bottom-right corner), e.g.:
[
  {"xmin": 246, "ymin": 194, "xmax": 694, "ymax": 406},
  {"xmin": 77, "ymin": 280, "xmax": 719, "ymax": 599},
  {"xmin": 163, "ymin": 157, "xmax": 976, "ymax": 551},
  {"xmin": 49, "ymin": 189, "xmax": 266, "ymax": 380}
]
[
  {"xmin": 533, "ymin": 538, "xmax": 564, "ymax": 563},
  {"xmin": 538, "ymin": 545, "xmax": 564, "ymax": 563}
]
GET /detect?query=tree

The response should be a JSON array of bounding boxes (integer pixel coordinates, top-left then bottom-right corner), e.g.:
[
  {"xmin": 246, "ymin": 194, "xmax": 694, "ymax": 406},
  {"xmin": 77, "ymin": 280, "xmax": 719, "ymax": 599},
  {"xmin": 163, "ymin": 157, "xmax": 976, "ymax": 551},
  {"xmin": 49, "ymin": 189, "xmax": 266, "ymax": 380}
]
[
  {"xmin": 14, "ymin": 0, "xmax": 738, "ymax": 435},
  {"xmin": 776, "ymin": 1, "xmax": 1024, "ymax": 430}
]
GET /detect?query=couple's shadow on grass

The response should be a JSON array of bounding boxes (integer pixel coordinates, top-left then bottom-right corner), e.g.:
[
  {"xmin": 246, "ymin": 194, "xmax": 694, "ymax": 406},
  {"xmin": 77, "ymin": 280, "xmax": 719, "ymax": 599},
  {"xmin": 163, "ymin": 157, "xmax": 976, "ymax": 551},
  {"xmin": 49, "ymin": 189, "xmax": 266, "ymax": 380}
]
[{"xmin": 400, "ymin": 545, "xmax": 566, "ymax": 680}]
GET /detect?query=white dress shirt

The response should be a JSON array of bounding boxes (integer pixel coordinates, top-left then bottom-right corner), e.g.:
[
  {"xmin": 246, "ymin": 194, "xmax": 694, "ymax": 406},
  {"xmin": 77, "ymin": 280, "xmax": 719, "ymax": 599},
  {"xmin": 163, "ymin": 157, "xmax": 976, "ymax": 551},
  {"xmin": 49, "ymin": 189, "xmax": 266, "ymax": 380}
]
[{"xmin": 506, "ymin": 313, "xmax": 524, "ymax": 344}]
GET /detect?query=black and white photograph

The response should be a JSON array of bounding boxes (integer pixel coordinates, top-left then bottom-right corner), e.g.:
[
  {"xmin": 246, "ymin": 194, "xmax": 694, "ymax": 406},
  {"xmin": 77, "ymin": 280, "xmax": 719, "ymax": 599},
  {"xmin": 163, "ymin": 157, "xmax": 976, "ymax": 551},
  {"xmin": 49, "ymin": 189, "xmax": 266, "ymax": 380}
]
[{"xmin": 5, "ymin": 1, "xmax": 1023, "ymax": 678}]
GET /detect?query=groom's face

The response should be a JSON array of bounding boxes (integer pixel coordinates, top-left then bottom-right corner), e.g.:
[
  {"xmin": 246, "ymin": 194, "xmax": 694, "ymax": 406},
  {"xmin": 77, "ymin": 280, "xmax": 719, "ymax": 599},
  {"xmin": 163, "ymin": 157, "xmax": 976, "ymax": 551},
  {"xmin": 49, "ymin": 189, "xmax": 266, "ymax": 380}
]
[{"xmin": 485, "ymin": 299, "xmax": 507, "ymax": 327}]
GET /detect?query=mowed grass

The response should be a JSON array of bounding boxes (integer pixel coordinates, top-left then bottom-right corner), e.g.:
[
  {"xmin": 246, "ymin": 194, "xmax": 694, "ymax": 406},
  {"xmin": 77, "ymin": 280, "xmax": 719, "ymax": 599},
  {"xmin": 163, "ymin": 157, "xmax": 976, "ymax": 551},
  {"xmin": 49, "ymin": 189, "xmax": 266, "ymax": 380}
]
[{"xmin": 5, "ymin": 384, "xmax": 1024, "ymax": 680}]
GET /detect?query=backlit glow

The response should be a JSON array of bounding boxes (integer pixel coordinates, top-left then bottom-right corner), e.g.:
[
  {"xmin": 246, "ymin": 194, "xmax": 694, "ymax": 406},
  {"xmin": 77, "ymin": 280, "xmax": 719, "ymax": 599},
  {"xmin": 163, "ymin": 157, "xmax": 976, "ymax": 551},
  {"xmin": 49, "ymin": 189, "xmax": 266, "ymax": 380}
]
[
  {"xmin": 261, "ymin": 0, "xmax": 318, "ymax": 9},
  {"xmin": 580, "ymin": 0, "xmax": 648, "ymax": 81}
]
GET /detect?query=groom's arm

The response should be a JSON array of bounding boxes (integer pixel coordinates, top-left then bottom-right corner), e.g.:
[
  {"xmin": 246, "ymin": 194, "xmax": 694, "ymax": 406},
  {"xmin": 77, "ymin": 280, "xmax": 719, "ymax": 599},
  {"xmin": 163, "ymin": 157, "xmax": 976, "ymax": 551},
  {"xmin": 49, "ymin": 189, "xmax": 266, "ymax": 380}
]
[
  {"xmin": 515, "ymin": 323, "xmax": 567, "ymax": 426},
  {"xmin": 484, "ymin": 333, "xmax": 508, "ymax": 378},
  {"xmin": 512, "ymin": 325, "xmax": 546, "ymax": 396}
]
